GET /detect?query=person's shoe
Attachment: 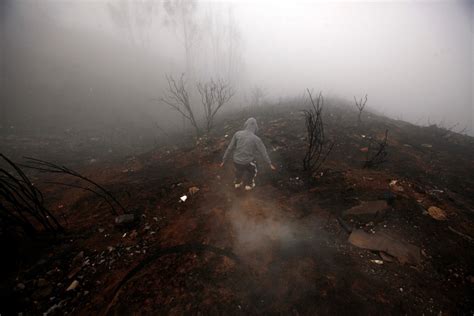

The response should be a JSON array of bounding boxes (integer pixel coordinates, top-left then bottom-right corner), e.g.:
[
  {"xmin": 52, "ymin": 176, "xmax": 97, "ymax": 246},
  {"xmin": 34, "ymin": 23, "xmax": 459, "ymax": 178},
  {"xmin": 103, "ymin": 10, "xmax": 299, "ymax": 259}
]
[
  {"xmin": 234, "ymin": 182, "xmax": 243, "ymax": 189},
  {"xmin": 244, "ymin": 185, "xmax": 253, "ymax": 191}
]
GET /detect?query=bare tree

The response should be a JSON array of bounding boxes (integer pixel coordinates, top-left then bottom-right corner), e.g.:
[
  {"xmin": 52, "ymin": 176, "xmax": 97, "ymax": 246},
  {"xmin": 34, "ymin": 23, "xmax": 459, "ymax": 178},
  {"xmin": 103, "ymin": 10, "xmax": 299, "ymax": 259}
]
[
  {"xmin": 354, "ymin": 94, "xmax": 368, "ymax": 124},
  {"xmin": 163, "ymin": 0, "xmax": 200, "ymax": 77},
  {"xmin": 202, "ymin": 3, "xmax": 243, "ymax": 85},
  {"xmin": 107, "ymin": 0, "xmax": 159, "ymax": 48},
  {"xmin": 197, "ymin": 79, "xmax": 234, "ymax": 133},
  {"xmin": 302, "ymin": 89, "xmax": 334, "ymax": 175},
  {"xmin": 161, "ymin": 74, "xmax": 201, "ymax": 136}
]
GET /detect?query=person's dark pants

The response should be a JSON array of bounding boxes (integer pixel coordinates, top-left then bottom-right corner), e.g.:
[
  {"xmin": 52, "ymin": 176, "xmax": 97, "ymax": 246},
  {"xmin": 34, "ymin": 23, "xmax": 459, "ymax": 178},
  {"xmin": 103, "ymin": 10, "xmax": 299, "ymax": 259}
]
[{"xmin": 234, "ymin": 161, "xmax": 258, "ymax": 187}]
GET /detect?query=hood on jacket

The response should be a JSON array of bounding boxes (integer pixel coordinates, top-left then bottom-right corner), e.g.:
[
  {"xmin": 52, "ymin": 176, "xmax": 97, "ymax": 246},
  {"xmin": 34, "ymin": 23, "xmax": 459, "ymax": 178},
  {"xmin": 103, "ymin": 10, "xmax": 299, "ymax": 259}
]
[{"xmin": 244, "ymin": 117, "xmax": 258, "ymax": 134}]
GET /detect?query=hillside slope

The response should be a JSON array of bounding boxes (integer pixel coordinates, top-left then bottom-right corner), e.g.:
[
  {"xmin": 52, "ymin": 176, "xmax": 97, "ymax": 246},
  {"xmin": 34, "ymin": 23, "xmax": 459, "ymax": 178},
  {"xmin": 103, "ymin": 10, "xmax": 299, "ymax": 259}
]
[{"xmin": 3, "ymin": 104, "xmax": 474, "ymax": 315}]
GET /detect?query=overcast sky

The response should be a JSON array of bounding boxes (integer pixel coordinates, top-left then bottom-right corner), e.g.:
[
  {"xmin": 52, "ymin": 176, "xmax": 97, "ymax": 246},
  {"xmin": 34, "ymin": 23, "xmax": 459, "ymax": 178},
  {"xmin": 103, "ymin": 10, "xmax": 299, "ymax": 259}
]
[{"xmin": 2, "ymin": 0, "xmax": 473, "ymax": 133}]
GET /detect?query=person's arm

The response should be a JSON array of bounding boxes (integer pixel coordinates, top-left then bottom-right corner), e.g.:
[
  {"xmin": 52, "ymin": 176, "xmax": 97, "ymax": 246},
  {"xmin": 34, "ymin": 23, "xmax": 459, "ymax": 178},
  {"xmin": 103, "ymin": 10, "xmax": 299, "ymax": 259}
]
[
  {"xmin": 255, "ymin": 137, "xmax": 276, "ymax": 170},
  {"xmin": 221, "ymin": 134, "xmax": 237, "ymax": 166}
]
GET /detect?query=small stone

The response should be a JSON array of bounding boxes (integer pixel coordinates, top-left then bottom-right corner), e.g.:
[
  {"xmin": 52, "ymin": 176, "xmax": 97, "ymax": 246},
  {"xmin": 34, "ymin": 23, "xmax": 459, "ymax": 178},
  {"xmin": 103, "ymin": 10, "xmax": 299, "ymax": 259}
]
[
  {"xmin": 66, "ymin": 280, "xmax": 79, "ymax": 291},
  {"xmin": 72, "ymin": 251, "xmax": 84, "ymax": 264},
  {"xmin": 427, "ymin": 206, "xmax": 447, "ymax": 221},
  {"xmin": 115, "ymin": 214, "xmax": 135, "ymax": 225},
  {"xmin": 188, "ymin": 186, "xmax": 200, "ymax": 195},
  {"xmin": 37, "ymin": 278, "xmax": 48, "ymax": 288},
  {"xmin": 16, "ymin": 283, "xmax": 26, "ymax": 290}
]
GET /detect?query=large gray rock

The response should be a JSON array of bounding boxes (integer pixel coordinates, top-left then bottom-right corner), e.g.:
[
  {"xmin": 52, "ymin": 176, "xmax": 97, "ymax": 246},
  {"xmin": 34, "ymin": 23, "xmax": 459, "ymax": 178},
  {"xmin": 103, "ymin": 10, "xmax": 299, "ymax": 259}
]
[
  {"xmin": 344, "ymin": 200, "xmax": 389, "ymax": 221},
  {"xmin": 348, "ymin": 229, "xmax": 421, "ymax": 265},
  {"xmin": 115, "ymin": 214, "xmax": 135, "ymax": 225}
]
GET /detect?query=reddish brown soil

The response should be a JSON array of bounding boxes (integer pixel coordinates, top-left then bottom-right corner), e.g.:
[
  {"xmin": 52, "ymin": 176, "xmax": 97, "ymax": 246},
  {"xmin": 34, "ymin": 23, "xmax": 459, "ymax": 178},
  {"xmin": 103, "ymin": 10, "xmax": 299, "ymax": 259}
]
[{"xmin": 2, "ymin": 106, "xmax": 474, "ymax": 315}]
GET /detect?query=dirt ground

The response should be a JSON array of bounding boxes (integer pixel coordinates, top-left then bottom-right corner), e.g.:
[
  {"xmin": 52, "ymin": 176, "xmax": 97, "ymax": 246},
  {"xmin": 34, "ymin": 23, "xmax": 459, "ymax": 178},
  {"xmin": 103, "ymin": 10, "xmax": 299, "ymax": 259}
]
[{"xmin": 1, "ymin": 105, "xmax": 474, "ymax": 315}]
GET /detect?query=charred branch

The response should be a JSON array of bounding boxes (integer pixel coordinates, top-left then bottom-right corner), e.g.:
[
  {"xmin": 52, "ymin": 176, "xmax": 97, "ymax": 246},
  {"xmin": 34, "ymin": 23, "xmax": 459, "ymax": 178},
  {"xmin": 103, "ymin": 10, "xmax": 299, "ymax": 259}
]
[
  {"xmin": 302, "ymin": 89, "xmax": 334, "ymax": 176},
  {"xmin": 364, "ymin": 129, "xmax": 389, "ymax": 168},
  {"xmin": 22, "ymin": 157, "xmax": 126, "ymax": 215},
  {"xmin": 0, "ymin": 154, "xmax": 63, "ymax": 237}
]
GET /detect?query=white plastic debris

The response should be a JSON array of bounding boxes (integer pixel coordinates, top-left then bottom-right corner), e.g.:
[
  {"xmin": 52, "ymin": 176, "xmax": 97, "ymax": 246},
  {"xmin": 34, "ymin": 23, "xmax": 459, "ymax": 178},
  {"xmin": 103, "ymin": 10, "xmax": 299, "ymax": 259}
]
[
  {"xmin": 370, "ymin": 259, "xmax": 384, "ymax": 265},
  {"xmin": 180, "ymin": 195, "xmax": 188, "ymax": 202}
]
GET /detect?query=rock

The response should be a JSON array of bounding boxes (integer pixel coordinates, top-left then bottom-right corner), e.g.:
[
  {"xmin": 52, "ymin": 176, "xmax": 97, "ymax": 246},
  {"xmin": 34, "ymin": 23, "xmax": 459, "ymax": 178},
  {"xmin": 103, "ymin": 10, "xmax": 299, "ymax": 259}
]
[
  {"xmin": 188, "ymin": 186, "xmax": 200, "ymax": 195},
  {"xmin": 67, "ymin": 266, "xmax": 82, "ymax": 279},
  {"xmin": 72, "ymin": 251, "xmax": 84, "ymax": 264},
  {"xmin": 344, "ymin": 200, "xmax": 389, "ymax": 221},
  {"xmin": 379, "ymin": 252, "xmax": 396, "ymax": 262},
  {"xmin": 16, "ymin": 283, "xmax": 26, "ymax": 290},
  {"xmin": 421, "ymin": 144, "xmax": 432, "ymax": 148},
  {"xmin": 348, "ymin": 229, "xmax": 421, "ymax": 265},
  {"xmin": 389, "ymin": 180, "xmax": 404, "ymax": 192},
  {"xmin": 115, "ymin": 214, "xmax": 135, "ymax": 225},
  {"xmin": 66, "ymin": 280, "xmax": 79, "ymax": 291},
  {"xmin": 129, "ymin": 230, "xmax": 138, "ymax": 239},
  {"xmin": 427, "ymin": 206, "xmax": 447, "ymax": 221},
  {"xmin": 33, "ymin": 286, "xmax": 53, "ymax": 299},
  {"xmin": 37, "ymin": 278, "xmax": 48, "ymax": 288}
]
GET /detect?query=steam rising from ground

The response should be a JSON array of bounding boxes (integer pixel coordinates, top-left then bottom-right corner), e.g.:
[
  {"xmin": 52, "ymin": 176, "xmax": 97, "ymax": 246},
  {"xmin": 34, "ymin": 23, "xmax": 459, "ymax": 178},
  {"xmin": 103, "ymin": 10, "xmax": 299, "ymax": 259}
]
[{"xmin": 226, "ymin": 195, "xmax": 325, "ymax": 265}]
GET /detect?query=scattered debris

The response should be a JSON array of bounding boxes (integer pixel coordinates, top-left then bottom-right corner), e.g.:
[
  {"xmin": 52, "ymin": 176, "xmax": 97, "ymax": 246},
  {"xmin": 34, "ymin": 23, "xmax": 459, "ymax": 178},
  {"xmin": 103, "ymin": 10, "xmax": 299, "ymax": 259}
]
[
  {"xmin": 389, "ymin": 180, "xmax": 404, "ymax": 192},
  {"xmin": 72, "ymin": 251, "xmax": 84, "ymax": 264},
  {"xmin": 115, "ymin": 214, "xmax": 135, "ymax": 225},
  {"xmin": 188, "ymin": 186, "xmax": 200, "ymax": 195},
  {"xmin": 66, "ymin": 280, "xmax": 79, "ymax": 291},
  {"xmin": 427, "ymin": 206, "xmax": 447, "ymax": 221},
  {"xmin": 37, "ymin": 278, "xmax": 48, "ymax": 288},
  {"xmin": 348, "ymin": 229, "xmax": 421, "ymax": 265},
  {"xmin": 370, "ymin": 259, "xmax": 384, "ymax": 265},
  {"xmin": 16, "ymin": 283, "xmax": 26, "ymax": 291},
  {"xmin": 180, "ymin": 195, "xmax": 188, "ymax": 202}
]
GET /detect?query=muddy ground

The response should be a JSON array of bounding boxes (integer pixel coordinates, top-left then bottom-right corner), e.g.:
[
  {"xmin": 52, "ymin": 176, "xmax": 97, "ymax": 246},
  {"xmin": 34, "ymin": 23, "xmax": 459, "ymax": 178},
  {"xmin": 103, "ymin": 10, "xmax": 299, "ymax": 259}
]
[{"xmin": 1, "ymin": 104, "xmax": 474, "ymax": 315}]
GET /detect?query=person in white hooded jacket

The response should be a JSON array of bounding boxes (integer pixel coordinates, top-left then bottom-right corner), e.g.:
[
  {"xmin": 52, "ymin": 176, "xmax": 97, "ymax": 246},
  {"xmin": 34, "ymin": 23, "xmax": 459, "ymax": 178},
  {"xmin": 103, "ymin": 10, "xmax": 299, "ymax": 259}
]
[{"xmin": 220, "ymin": 117, "xmax": 276, "ymax": 190}]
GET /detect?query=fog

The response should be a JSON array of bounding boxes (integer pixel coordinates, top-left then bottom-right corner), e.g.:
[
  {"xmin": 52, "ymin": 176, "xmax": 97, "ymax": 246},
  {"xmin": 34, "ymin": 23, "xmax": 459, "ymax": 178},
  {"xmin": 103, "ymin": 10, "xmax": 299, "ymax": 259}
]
[{"xmin": 1, "ymin": 0, "xmax": 473, "ymax": 134}]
